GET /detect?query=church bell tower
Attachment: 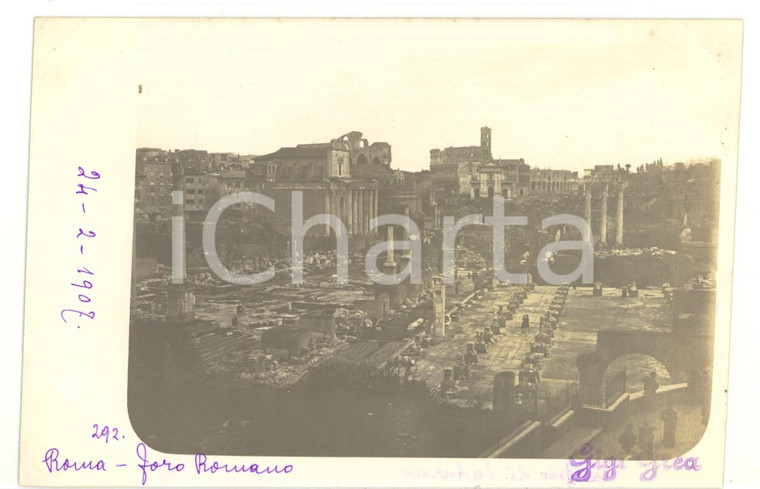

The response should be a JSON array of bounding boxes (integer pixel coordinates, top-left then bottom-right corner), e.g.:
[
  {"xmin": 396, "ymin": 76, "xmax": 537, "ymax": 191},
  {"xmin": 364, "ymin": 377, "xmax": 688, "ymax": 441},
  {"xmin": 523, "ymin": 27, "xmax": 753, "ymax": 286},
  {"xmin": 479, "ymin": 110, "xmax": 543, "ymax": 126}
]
[{"xmin": 480, "ymin": 126, "xmax": 492, "ymax": 157}]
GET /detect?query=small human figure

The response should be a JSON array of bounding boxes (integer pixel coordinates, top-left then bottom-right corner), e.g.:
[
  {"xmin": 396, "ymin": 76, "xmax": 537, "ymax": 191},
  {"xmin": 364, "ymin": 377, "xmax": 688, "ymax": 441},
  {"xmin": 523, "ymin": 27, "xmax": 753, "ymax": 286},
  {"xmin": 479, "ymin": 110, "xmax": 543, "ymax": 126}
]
[
  {"xmin": 618, "ymin": 423, "xmax": 637, "ymax": 455},
  {"xmin": 643, "ymin": 371, "xmax": 659, "ymax": 409},
  {"xmin": 661, "ymin": 406, "xmax": 679, "ymax": 448},
  {"xmin": 638, "ymin": 422, "xmax": 654, "ymax": 460}
]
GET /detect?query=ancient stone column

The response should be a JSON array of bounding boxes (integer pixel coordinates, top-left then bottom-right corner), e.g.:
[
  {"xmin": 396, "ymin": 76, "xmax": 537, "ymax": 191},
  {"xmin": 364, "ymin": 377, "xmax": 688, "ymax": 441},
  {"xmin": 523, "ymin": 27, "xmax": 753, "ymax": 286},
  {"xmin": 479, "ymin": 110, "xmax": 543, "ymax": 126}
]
[
  {"xmin": 339, "ymin": 191, "xmax": 345, "ymax": 233},
  {"xmin": 359, "ymin": 189, "xmax": 366, "ymax": 234},
  {"xmin": 401, "ymin": 206, "xmax": 412, "ymax": 258},
  {"xmin": 362, "ymin": 189, "xmax": 370, "ymax": 234},
  {"xmin": 616, "ymin": 187, "xmax": 624, "ymax": 245},
  {"xmin": 383, "ymin": 225, "xmax": 396, "ymax": 267},
  {"xmin": 366, "ymin": 190, "xmax": 372, "ymax": 234},
  {"xmin": 348, "ymin": 189, "xmax": 354, "ymax": 235},
  {"xmin": 167, "ymin": 162, "xmax": 195, "ymax": 324},
  {"xmin": 324, "ymin": 189, "xmax": 331, "ymax": 236},
  {"xmin": 599, "ymin": 184, "xmax": 608, "ymax": 245},
  {"xmin": 357, "ymin": 189, "xmax": 363, "ymax": 235},
  {"xmin": 353, "ymin": 189, "xmax": 359, "ymax": 235},
  {"xmin": 171, "ymin": 166, "xmax": 187, "ymax": 284},
  {"xmin": 366, "ymin": 190, "xmax": 371, "ymax": 234},
  {"xmin": 346, "ymin": 189, "xmax": 354, "ymax": 235},
  {"xmin": 373, "ymin": 189, "xmax": 379, "ymax": 234},
  {"xmin": 331, "ymin": 191, "xmax": 340, "ymax": 235},
  {"xmin": 355, "ymin": 189, "xmax": 362, "ymax": 235},
  {"xmin": 368, "ymin": 189, "xmax": 374, "ymax": 233},
  {"xmin": 352, "ymin": 189, "xmax": 361, "ymax": 234},
  {"xmin": 584, "ymin": 182, "xmax": 592, "ymax": 228},
  {"xmin": 433, "ymin": 276, "xmax": 446, "ymax": 337}
]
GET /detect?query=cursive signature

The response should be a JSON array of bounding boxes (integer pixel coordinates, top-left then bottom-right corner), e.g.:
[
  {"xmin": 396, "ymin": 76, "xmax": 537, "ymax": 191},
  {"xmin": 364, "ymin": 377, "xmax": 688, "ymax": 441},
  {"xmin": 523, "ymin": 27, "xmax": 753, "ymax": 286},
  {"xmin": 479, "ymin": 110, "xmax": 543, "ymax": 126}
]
[{"xmin": 569, "ymin": 443, "xmax": 701, "ymax": 482}]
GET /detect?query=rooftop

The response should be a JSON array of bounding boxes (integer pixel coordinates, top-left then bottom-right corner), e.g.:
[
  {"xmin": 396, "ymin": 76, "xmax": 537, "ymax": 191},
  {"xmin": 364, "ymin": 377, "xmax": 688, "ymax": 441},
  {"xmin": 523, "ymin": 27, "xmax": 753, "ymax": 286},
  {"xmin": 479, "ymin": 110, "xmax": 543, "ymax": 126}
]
[{"xmin": 256, "ymin": 145, "xmax": 330, "ymax": 161}]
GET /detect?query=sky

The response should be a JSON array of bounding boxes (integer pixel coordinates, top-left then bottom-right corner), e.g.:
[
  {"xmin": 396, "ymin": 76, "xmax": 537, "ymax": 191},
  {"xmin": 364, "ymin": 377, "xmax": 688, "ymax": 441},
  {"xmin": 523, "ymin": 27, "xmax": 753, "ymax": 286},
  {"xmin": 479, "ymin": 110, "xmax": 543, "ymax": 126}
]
[{"xmin": 136, "ymin": 19, "xmax": 742, "ymax": 172}]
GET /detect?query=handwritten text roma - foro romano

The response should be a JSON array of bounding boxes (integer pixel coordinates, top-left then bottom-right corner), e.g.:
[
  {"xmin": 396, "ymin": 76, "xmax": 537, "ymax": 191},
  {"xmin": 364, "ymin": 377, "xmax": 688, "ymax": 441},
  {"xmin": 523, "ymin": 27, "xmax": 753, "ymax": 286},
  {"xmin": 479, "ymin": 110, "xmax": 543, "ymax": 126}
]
[{"xmin": 42, "ymin": 443, "xmax": 294, "ymax": 485}]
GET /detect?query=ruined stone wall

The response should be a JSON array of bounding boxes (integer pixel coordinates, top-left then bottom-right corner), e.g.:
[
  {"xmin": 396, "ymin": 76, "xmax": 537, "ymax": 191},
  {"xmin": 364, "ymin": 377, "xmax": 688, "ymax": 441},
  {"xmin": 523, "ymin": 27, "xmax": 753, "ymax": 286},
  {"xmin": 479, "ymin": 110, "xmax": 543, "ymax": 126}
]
[{"xmin": 369, "ymin": 142, "xmax": 392, "ymax": 165}]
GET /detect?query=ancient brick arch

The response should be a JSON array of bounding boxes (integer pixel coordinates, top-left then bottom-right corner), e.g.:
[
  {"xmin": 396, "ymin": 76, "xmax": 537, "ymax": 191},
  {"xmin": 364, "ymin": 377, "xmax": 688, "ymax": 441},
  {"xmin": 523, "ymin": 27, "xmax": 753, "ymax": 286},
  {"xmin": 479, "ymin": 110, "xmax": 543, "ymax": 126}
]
[
  {"xmin": 577, "ymin": 289, "xmax": 715, "ymax": 398},
  {"xmin": 576, "ymin": 329, "xmax": 704, "ymax": 391}
]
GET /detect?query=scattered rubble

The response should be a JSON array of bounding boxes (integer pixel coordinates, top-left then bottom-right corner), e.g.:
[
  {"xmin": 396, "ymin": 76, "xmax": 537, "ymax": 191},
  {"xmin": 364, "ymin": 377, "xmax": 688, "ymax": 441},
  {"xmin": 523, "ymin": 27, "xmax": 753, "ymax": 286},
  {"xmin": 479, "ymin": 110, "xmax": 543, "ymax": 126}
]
[{"xmin": 595, "ymin": 246, "xmax": 676, "ymax": 259}]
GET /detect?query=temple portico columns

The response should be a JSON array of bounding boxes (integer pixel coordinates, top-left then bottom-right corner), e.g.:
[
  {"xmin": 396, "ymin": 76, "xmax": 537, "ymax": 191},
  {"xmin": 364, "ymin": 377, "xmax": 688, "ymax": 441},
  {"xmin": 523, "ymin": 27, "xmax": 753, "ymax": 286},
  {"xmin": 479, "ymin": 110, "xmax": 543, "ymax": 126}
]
[
  {"xmin": 359, "ymin": 189, "xmax": 366, "ymax": 234},
  {"xmin": 373, "ymin": 189, "xmax": 379, "ymax": 234},
  {"xmin": 366, "ymin": 190, "xmax": 371, "ymax": 234},
  {"xmin": 355, "ymin": 190, "xmax": 360, "ymax": 235},
  {"xmin": 347, "ymin": 189, "xmax": 354, "ymax": 235},
  {"xmin": 362, "ymin": 188, "xmax": 370, "ymax": 234},
  {"xmin": 366, "ymin": 190, "xmax": 372, "ymax": 234}
]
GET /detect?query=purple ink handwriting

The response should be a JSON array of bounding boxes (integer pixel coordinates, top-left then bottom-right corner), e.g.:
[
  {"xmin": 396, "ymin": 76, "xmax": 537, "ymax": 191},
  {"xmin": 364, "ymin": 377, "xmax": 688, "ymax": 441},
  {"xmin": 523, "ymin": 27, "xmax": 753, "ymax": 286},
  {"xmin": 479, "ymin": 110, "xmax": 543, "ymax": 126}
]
[
  {"xmin": 136, "ymin": 442, "xmax": 293, "ymax": 485},
  {"xmin": 569, "ymin": 443, "xmax": 701, "ymax": 483},
  {"xmin": 135, "ymin": 442, "xmax": 185, "ymax": 486},
  {"xmin": 43, "ymin": 448, "xmax": 107, "ymax": 473},
  {"xmin": 402, "ymin": 462, "xmax": 496, "ymax": 481},
  {"xmin": 43, "ymin": 423, "xmax": 295, "ymax": 485},
  {"xmin": 194, "ymin": 453, "xmax": 294, "ymax": 475},
  {"xmin": 91, "ymin": 423, "xmax": 125, "ymax": 444},
  {"xmin": 639, "ymin": 457, "xmax": 702, "ymax": 481},
  {"xmin": 60, "ymin": 167, "xmax": 100, "ymax": 329}
]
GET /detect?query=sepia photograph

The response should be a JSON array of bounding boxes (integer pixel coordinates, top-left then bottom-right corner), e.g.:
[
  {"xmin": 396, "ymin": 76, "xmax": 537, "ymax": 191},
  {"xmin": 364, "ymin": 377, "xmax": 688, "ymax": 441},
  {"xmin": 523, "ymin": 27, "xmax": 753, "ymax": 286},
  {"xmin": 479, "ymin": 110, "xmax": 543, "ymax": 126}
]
[{"xmin": 124, "ymin": 19, "xmax": 737, "ymax": 464}]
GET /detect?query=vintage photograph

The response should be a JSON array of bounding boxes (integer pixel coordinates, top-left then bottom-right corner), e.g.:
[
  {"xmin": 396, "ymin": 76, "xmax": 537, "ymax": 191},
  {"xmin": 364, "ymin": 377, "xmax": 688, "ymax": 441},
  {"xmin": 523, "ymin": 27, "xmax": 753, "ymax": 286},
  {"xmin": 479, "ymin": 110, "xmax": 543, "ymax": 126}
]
[{"xmin": 126, "ymin": 20, "xmax": 735, "ymax": 461}]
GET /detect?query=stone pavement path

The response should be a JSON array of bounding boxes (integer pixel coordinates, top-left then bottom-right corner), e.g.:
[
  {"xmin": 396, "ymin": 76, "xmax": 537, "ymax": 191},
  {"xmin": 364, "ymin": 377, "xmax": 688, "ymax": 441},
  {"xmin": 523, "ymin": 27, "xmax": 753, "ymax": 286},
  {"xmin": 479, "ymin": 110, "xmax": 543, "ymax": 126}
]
[{"xmin": 414, "ymin": 285, "xmax": 558, "ymax": 403}]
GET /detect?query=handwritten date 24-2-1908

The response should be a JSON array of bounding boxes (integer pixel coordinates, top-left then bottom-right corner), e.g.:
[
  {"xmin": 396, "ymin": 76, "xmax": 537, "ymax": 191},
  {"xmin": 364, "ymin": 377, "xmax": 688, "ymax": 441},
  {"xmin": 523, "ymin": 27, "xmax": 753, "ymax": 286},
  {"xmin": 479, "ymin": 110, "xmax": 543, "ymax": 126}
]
[{"xmin": 59, "ymin": 166, "xmax": 100, "ymax": 329}]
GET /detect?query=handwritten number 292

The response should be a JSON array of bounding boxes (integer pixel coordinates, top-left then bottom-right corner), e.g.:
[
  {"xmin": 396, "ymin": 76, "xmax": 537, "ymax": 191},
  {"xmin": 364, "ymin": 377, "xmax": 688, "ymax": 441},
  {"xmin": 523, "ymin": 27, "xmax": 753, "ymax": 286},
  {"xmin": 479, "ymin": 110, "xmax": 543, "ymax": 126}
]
[{"xmin": 91, "ymin": 424, "xmax": 120, "ymax": 443}]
